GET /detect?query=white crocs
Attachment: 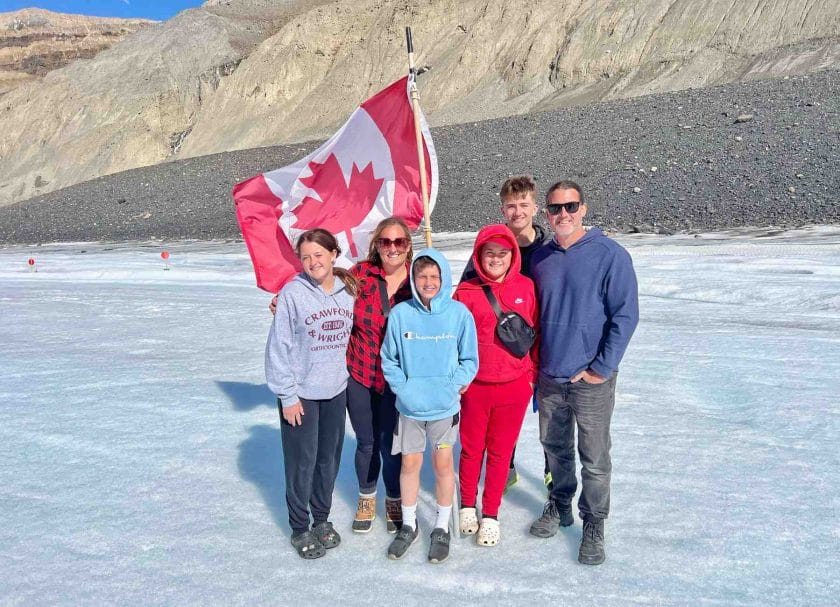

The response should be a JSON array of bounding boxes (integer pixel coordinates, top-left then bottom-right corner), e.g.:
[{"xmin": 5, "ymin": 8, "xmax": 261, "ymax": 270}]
[
  {"xmin": 476, "ymin": 518, "xmax": 500, "ymax": 546},
  {"xmin": 459, "ymin": 507, "xmax": 479, "ymax": 535}
]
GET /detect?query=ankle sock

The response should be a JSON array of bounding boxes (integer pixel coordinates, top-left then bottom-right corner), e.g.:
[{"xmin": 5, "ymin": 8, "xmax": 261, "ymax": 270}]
[
  {"xmin": 435, "ymin": 503, "xmax": 451, "ymax": 532},
  {"xmin": 402, "ymin": 503, "xmax": 417, "ymax": 531}
]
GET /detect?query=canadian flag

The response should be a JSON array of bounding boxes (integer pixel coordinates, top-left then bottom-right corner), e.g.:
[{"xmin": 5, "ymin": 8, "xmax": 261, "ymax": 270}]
[{"xmin": 233, "ymin": 75, "xmax": 438, "ymax": 293}]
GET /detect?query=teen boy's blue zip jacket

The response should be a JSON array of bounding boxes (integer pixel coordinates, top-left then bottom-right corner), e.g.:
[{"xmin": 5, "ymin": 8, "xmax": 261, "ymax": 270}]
[
  {"xmin": 381, "ymin": 248, "xmax": 479, "ymax": 421},
  {"xmin": 531, "ymin": 228, "xmax": 639, "ymax": 382}
]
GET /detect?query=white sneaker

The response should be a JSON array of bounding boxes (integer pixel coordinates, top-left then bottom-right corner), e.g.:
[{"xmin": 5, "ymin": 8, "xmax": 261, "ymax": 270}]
[
  {"xmin": 459, "ymin": 507, "xmax": 479, "ymax": 535},
  {"xmin": 477, "ymin": 518, "xmax": 500, "ymax": 546}
]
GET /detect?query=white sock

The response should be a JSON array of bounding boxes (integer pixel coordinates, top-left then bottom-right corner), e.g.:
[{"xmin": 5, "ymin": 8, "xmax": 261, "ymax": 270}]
[
  {"xmin": 360, "ymin": 490, "xmax": 376, "ymax": 497},
  {"xmin": 435, "ymin": 503, "xmax": 451, "ymax": 532},
  {"xmin": 402, "ymin": 503, "xmax": 417, "ymax": 531}
]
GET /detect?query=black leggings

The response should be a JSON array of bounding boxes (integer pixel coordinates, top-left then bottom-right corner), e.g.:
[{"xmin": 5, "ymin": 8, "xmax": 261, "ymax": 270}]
[{"xmin": 346, "ymin": 376, "xmax": 401, "ymax": 498}]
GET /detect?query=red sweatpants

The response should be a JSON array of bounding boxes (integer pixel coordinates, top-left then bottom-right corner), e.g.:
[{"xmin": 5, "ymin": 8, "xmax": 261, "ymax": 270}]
[{"xmin": 459, "ymin": 373, "xmax": 531, "ymax": 517}]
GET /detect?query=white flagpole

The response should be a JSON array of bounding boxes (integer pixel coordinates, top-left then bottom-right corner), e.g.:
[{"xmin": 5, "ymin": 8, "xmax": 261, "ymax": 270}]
[{"xmin": 405, "ymin": 27, "xmax": 433, "ymax": 249}]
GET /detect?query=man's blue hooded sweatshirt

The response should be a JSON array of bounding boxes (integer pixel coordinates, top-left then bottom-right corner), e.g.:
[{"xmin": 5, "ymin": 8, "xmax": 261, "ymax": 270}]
[
  {"xmin": 381, "ymin": 248, "xmax": 479, "ymax": 421},
  {"xmin": 531, "ymin": 228, "xmax": 639, "ymax": 382}
]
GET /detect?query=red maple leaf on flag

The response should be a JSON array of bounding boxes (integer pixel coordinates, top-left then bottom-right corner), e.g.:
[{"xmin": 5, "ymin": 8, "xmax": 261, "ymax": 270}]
[{"xmin": 292, "ymin": 154, "xmax": 385, "ymax": 257}]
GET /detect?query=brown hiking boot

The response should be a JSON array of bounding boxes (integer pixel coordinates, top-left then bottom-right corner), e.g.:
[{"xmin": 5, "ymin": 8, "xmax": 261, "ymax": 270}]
[
  {"xmin": 352, "ymin": 494, "xmax": 376, "ymax": 533},
  {"xmin": 385, "ymin": 497, "xmax": 402, "ymax": 533}
]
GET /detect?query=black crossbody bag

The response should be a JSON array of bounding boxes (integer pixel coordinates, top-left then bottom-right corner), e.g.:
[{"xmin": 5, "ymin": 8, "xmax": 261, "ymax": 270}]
[{"xmin": 481, "ymin": 285, "xmax": 536, "ymax": 359}]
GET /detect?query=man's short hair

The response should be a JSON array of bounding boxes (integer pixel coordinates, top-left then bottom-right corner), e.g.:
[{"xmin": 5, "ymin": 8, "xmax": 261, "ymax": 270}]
[
  {"xmin": 413, "ymin": 255, "xmax": 440, "ymax": 274},
  {"xmin": 500, "ymin": 175, "xmax": 537, "ymax": 201},
  {"xmin": 545, "ymin": 180, "xmax": 584, "ymax": 204}
]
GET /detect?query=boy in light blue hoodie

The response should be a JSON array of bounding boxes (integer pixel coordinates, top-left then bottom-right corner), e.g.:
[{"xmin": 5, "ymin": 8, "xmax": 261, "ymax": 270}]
[{"xmin": 380, "ymin": 248, "xmax": 478, "ymax": 563}]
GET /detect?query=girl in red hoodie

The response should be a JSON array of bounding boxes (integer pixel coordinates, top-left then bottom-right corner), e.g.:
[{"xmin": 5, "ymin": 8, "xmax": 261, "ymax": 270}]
[{"xmin": 453, "ymin": 224, "xmax": 539, "ymax": 546}]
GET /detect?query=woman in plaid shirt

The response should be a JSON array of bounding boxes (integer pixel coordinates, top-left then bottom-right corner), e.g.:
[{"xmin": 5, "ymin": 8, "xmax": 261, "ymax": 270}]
[{"xmin": 346, "ymin": 218, "xmax": 414, "ymax": 533}]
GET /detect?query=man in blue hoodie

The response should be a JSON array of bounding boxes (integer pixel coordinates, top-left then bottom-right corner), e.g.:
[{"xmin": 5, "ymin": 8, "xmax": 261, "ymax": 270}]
[
  {"xmin": 528, "ymin": 180, "xmax": 639, "ymax": 566},
  {"xmin": 381, "ymin": 249, "xmax": 478, "ymax": 564}
]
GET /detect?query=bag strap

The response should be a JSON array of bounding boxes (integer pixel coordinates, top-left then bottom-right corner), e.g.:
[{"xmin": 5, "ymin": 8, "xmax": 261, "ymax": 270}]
[
  {"xmin": 481, "ymin": 284, "xmax": 505, "ymax": 320},
  {"xmin": 378, "ymin": 278, "xmax": 391, "ymax": 318}
]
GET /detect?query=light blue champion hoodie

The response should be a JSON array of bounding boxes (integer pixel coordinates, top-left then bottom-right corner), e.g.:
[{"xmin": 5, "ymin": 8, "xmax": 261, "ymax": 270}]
[{"xmin": 380, "ymin": 248, "xmax": 479, "ymax": 421}]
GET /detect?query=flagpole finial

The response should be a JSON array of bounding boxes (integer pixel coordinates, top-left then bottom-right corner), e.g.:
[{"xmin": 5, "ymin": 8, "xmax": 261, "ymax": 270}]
[{"xmin": 405, "ymin": 26, "xmax": 416, "ymax": 76}]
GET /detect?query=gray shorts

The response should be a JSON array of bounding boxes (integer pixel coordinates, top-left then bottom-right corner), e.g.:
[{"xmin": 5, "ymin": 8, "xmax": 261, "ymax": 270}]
[{"xmin": 392, "ymin": 413, "xmax": 460, "ymax": 455}]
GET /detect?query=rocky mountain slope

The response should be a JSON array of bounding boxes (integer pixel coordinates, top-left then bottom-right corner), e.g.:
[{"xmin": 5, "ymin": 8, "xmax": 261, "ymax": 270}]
[
  {"xmin": 0, "ymin": 8, "xmax": 153, "ymax": 96},
  {"xmin": 1, "ymin": 68, "xmax": 836, "ymax": 244},
  {"xmin": 0, "ymin": 0, "xmax": 838, "ymax": 208}
]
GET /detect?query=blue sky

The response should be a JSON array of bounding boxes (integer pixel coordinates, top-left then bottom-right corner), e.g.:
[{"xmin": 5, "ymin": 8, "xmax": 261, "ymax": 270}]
[{"xmin": 0, "ymin": 1, "xmax": 206, "ymax": 20}]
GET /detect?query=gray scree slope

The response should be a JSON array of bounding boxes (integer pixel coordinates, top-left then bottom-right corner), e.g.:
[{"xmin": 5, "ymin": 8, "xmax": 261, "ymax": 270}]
[{"xmin": 1, "ymin": 69, "xmax": 836, "ymax": 244}]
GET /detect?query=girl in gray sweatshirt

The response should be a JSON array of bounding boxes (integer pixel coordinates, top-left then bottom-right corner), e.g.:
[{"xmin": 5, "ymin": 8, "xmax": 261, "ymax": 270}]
[{"xmin": 265, "ymin": 228, "xmax": 355, "ymax": 559}]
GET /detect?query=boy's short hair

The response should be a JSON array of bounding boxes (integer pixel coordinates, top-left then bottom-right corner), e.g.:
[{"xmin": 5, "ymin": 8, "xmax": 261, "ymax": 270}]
[
  {"xmin": 500, "ymin": 175, "xmax": 536, "ymax": 200},
  {"xmin": 412, "ymin": 255, "xmax": 440, "ymax": 274}
]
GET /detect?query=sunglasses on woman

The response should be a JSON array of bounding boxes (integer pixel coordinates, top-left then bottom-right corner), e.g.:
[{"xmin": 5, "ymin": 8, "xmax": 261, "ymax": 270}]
[
  {"xmin": 376, "ymin": 237, "xmax": 410, "ymax": 250},
  {"xmin": 546, "ymin": 201, "xmax": 582, "ymax": 215}
]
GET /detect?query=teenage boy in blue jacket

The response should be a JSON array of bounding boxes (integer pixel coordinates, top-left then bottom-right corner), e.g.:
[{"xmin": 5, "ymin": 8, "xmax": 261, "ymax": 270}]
[
  {"xmin": 381, "ymin": 248, "xmax": 478, "ymax": 564},
  {"xmin": 529, "ymin": 180, "xmax": 639, "ymax": 566}
]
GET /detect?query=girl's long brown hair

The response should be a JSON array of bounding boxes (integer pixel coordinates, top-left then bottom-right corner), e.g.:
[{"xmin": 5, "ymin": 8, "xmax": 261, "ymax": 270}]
[
  {"xmin": 367, "ymin": 217, "xmax": 414, "ymax": 267},
  {"xmin": 295, "ymin": 229, "xmax": 357, "ymax": 296}
]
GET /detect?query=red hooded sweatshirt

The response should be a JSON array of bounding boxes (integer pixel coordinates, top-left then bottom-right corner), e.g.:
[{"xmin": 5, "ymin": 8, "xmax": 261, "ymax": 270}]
[{"xmin": 453, "ymin": 224, "xmax": 539, "ymax": 384}]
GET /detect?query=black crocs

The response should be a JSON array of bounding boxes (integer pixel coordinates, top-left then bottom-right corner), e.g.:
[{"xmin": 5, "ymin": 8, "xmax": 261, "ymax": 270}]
[
  {"xmin": 312, "ymin": 521, "xmax": 341, "ymax": 549},
  {"xmin": 291, "ymin": 530, "xmax": 326, "ymax": 560}
]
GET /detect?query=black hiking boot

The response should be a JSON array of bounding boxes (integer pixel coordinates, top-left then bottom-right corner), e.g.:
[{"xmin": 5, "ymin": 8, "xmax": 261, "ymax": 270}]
[
  {"xmin": 529, "ymin": 500, "xmax": 573, "ymax": 538},
  {"xmin": 578, "ymin": 518, "xmax": 605, "ymax": 565},
  {"xmin": 387, "ymin": 524, "xmax": 419, "ymax": 560},
  {"xmin": 427, "ymin": 527, "xmax": 451, "ymax": 563}
]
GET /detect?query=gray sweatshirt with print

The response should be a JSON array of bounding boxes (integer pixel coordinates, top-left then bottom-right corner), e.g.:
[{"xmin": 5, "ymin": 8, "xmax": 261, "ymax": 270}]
[{"xmin": 265, "ymin": 272, "xmax": 354, "ymax": 407}]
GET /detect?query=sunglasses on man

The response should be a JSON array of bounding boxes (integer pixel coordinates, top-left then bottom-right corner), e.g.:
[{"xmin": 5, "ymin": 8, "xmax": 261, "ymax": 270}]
[
  {"xmin": 545, "ymin": 201, "xmax": 582, "ymax": 215},
  {"xmin": 376, "ymin": 237, "xmax": 410, "ymax": 250}
]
